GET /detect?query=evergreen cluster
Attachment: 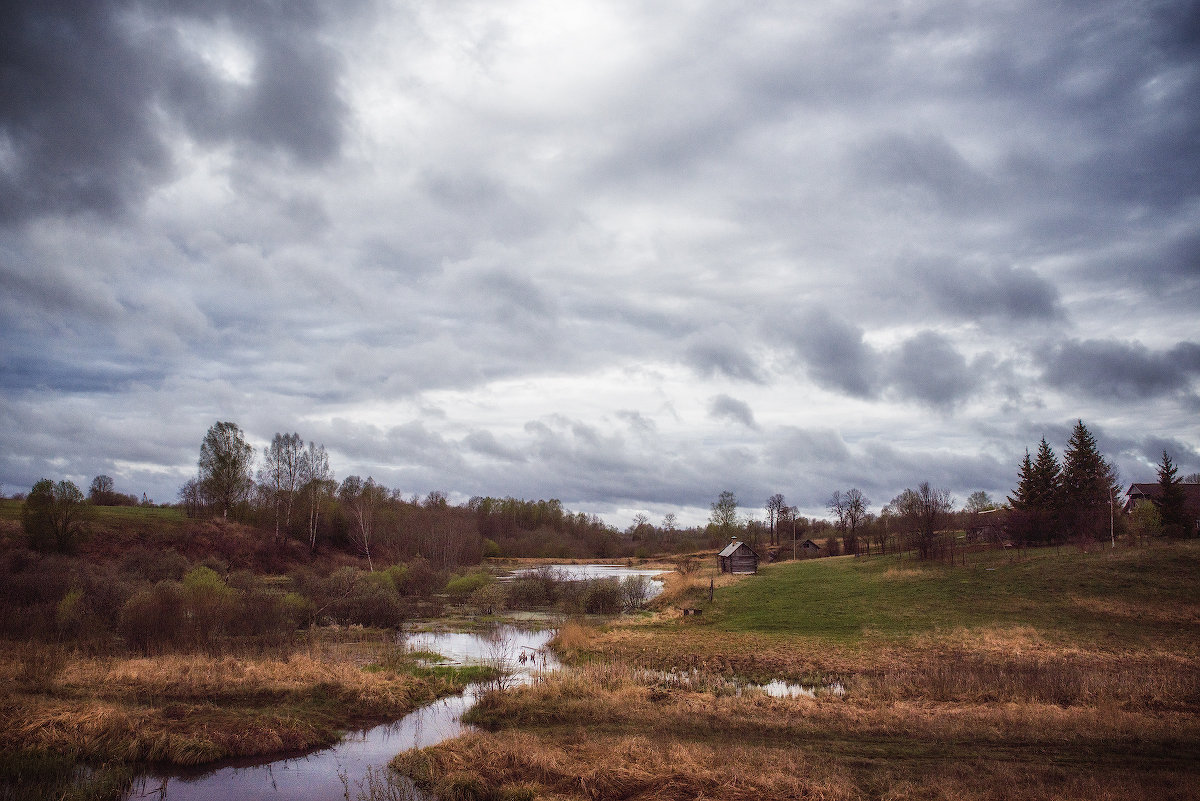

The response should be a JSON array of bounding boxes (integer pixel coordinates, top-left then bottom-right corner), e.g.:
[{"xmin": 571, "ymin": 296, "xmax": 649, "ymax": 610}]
[{"xmin": 1008, "ymin": 421, "xmax": 1119, "ymax": 544}]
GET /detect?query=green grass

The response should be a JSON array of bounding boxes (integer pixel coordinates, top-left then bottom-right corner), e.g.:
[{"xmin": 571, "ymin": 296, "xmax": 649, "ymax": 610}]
[
  {"xmin": 0, "ymin": 498, "xmax": 185, "ymax": 524},
  {"xmin": 706, "ymin": 541, "xmax": 1200, "ymax": 648}
]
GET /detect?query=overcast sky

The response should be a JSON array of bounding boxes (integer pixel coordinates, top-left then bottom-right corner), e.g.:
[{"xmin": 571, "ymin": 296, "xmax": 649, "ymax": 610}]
[{"xmin": 2, "ymin": 0, "xmax": 1198, "ymax": 526}]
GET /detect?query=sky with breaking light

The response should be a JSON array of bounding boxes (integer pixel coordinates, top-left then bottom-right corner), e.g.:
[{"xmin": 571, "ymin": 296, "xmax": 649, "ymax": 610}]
[{"xmin": 2, "ymin": 0, "xmax": 1198, "ymax": 527}]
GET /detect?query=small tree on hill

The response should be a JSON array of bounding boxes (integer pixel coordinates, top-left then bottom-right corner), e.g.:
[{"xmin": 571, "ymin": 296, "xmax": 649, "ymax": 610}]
[
  {"xmin": 23, "ymin": 478, "xmax": 89, "ymax": 552},
  {"xmin": 89, "ymin": 474, "xmax": 117, "ymax": 506},
  {"xmin": 198, "ymin": 422, "xmax": 255, "ymax": 519},
  {"xmin": 892, "ymin": 482, "xmax": 954, "ymax": 560}
]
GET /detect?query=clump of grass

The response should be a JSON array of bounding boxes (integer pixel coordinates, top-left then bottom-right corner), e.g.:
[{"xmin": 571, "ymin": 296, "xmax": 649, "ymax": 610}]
[
  {"xmin": 548, "ymin": 619, "xmax": 595, "ymax": 659},
  {"xmin": 14, "ymin": 640, "xmax": 67, "ymax": 691}
]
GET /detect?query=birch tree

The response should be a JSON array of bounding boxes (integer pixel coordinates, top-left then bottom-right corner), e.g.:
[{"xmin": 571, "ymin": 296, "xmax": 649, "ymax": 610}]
[
  {"xmin": 259, "ymin": 432, "xmax": 304, "ymax": 546},
  {"xmin": 299, "ymin": 441, "xmax": 334, "ymax": 553},
  {"xmin": 339, "ymin": 475, "xmax": 385, "ymax": 571}
]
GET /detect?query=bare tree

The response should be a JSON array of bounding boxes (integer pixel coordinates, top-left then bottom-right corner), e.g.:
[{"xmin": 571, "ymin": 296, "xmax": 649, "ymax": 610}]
[
  {"xmin": 844, "ymin": 488, "xmax": 869, "ymax": 553},
  {"xmin": 178, "ymin": 477, "xmax": 204, "ymax": 518},
  {"xmin": 298, "ymin": 442, "xmax": 334, "ymax": 553},
  {"xmin": 89, "ymin": 475, "xmax": 116, "ymax": 505},
  {"xmin": 765, "ymin": 493, "xmax": 786, "ymax": 546},
  {"xmin": 259, "ymin": 432, "xmax": 304, "ymax": 546},
  {"xmin": 339, "ymin": 475, "xmax": 385, "ymax": 570},
  {"xmin": 829, "ymin": 488, "xmax": 869, "ymax": 555},
  {"xmin": 891, "ymin": 482, "xmax": 954, "ymax": 560},
  {"xmin": 661, "ymin": 512, "xmax": 678, "ymax": 543}
]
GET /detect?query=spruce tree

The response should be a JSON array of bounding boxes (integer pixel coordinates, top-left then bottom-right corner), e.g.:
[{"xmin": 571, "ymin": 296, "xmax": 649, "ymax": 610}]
[
  {"xmin": 1157, "ymin": 450, "xmax": 1187, "ymax": 536},
  {"xmin": 1060, "ymin": 420, "xmax": 1116, "ymax": 542},
  {"xmin": 1031, "ymin": 437, "xmax": 1062, "ymax": 511},
  {"xmin": 1008, "ymin": 450, "xmax": 1035, "ymax": 509}
]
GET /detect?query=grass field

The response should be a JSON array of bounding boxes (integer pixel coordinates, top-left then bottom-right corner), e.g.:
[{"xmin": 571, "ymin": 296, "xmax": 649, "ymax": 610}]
[
  {"xmin": 397, "ymin": 541, "xmax": 1200, "ymax": 801},
  {"xmin": 0, "ymin": 631, "xmax": 486, "ymax": 801}
]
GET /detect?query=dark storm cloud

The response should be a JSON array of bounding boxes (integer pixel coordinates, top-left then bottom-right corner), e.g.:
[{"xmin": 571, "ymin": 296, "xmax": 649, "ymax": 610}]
[
  {"xmin": 462, "ymin": 430, "xmax": 524, "ymax": 463},
  {"xmin": 1, "ymin": 354, "xmax": 164, "ymax": 394},
  {"xmin": 784, "ymin": 310, "xmax": 983, "ymax": 408},
  {"xmin": 0, "ymin": 0, "xmax": 351, "ymax": 225},
  {"xmin": 911, "ymin": 260, "xmax": 1063, "ymax": 323},
  {"xmin": 1041, "ymin": 339, "xmax": 1200, "ymax": 401},
  {"xmin": 682, "ymin": 326, "xmax": 764, "ymax": 383},
  {"xmin": 707, "ymin": 395, "xmax": 757, "ymax": 430},
  {"xmin": 853, "ymin": 131, "xmax": 993, "ymax": 211},
  {"xmin": 2, "ymin": 0, "xmax": 1198, "ymax": 523},
  {"xmin": 887, "ymin": 331, "xmax": 978, "ymax": 409},
  {"xmin": 786, "ymin": 308, "xmax": 878, "ymax": 398}
]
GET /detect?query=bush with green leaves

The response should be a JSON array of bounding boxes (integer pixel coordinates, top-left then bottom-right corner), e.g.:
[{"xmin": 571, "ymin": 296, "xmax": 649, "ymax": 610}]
[{"xmin": 445, "ymin": 571, "xmax": 492, "ymax": 598}]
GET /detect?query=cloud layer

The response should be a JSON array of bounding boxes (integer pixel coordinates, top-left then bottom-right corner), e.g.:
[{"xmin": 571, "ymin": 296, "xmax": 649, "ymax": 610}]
[{"xmin": 2, "ymin": 0, "xmax": 1198, "ymax": 524}]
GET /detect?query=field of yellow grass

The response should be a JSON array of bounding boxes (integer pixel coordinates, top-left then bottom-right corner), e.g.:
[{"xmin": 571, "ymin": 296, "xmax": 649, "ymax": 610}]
[
  {"xmin": 395, "ymin": 543, "xmax": 1200, "ymax": 800},
  {"xmin": 0, "ymin": 637, "xmax": 470, "ymax": 768}
]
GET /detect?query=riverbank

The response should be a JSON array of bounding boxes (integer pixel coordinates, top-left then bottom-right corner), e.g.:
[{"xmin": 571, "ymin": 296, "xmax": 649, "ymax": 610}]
[
  {"xmin": 394, "ymin": 541, "xmax": 1200, "ymax": 800},
  {"xmin": 0, "ymin": 630, "xmax": 484, "ymax": 796}
]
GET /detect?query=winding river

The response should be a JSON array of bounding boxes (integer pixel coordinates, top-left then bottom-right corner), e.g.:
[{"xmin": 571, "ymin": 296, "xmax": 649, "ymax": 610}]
[{"xmin": 122, "ymin": 626, "xmax": 556, "ymax": 801}]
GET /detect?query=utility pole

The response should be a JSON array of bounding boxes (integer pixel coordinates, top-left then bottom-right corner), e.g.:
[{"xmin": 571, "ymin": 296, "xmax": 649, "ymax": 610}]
[{"xmin": 792, "ymin": 507, "xmax": 798, "ymax": 561}]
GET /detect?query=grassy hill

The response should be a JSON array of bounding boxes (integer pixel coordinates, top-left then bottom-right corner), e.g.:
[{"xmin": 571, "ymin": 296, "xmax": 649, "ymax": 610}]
[
  {"xmin": 710, "ymin": 542, "xmax": 1200, "ymax": 651},
  {"xmin": 404, "ymin": 541, "xmax": 1200, "ymax": 801}
]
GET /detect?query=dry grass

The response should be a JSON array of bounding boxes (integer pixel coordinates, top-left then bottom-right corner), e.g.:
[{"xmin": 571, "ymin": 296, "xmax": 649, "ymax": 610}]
[
  {"xmin": 651, "ymin": 569, "xmax": 743, "ymax": 609},
  {"xmin": 396, "ymin": 665, "xmax": 1200, "ymax": 801},
  {"xmin": 0, "ymin": 640, "xmax": 468, "ymax": 767}
]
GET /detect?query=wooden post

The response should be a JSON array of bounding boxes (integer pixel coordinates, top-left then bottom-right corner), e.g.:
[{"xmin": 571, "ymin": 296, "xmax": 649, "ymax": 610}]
[{"xmin": 709, "ymin": 577, "xmax": 714, "ymax": 603}]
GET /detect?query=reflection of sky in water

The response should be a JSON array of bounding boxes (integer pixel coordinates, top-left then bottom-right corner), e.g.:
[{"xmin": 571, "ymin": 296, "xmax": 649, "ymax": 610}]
[
  {"xmin": 406, "ymin": 626, "xmax": 560, "ymax": 673},
  {"xmin": 508, "ymin": 564, "xmax": 669, "ymax": 596},
  {"xmin": 125, "ymin": 627, "xmax": 556, "ymax": 801}
]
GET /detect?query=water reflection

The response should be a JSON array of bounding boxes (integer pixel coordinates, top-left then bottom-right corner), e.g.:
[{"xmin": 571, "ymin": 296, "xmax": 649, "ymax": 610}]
[
  {"xmin": 125, "ymin": 627, "xmax": 555, "ymax": 801},
  {"xmin": 507, "ymin": 564, "xmax": 669, "ymax": 596}
]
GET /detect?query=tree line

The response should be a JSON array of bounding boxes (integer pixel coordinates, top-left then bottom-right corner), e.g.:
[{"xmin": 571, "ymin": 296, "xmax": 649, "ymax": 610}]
[
  {"xmin": 14, "ymin": 418, "xmax": 1195, "ymax": 563},
  {"xmin": 707, "ymin": 420, "xmax": 1195, "ymax": 562}
]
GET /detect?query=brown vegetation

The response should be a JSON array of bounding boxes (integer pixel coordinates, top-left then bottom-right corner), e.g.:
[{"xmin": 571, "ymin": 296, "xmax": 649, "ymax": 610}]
[
  {"xmin": 395, "ymin": 662, "xmax": 1200, "ymax": 801},
  {"xmin": 0, "ymin": 638, "xmax": 469, "ymax": 767}
]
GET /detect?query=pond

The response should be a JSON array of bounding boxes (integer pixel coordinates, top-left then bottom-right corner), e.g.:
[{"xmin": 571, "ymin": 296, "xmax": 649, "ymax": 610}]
[
  {"xmin": 507, "ymin": 563, "xmax": 671, "ymax": 596},
  {"xmin": 123, "ymin": 627, "xmax": 556, "ymax": 801}
]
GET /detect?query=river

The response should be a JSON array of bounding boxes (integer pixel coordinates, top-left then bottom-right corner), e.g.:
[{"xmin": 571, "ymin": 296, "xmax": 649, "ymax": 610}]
[
  {"xmin": 123, "ymin": 565, "xmax": 671, "ymax": 799},
  {"xmin": 122, "ymin": 626, "xmax": 556, "ymax": 801}
]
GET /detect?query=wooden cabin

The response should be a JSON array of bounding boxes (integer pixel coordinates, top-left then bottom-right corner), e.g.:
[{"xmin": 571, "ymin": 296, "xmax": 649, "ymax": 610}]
[
  {"xmin": 799, "ymin": 538, "xmax": 822, "ymax": 556},
  {"xmin": 718, "ymin": 539, "xmax": 759, "ymax": 574}
]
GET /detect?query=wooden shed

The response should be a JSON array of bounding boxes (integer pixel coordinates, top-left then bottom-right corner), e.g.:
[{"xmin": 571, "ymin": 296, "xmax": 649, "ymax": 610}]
[{"xmin": 718, "ymin": 539, "xmax": 759, "ymax": 574}]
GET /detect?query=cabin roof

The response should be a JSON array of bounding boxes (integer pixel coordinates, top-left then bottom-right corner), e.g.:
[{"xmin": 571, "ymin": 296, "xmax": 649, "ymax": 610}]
[{"xmin": 718, "ymin": 540, "xmax": 757, "ymax": 558}]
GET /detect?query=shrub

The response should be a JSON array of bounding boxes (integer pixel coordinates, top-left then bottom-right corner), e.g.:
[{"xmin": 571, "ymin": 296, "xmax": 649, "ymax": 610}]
[
  {"xmin": 317, "ymin": 567, "xmax": 406, "ymax": 628},
  {"xmin": 445, "ymin": 571, "xmax": 492, "ymax": 598},
  {"xmin": 120, "ymin": 581, "xmax": 185, "ymax": 653},
  {"xmin": 582, "ymin": 579, "xmax": 623, "ymax": 614},
  {"xmin": 181, "ymin": 566, "xmax": 238, "ymax": 647},
  {"xmin": 505, "ymin": 577, "xmax": 549, "ymax": 608},
  {"xmin": 620, "ymin": 575, "xmax": 652, "ymax": 611},
  {"xmin": 470, "ymin": 583, "xmax": 507, "ymax": 615},
  {"xmin": 118, "ymin": 546, "xmax": 189, "ymax": 582},
  {"xmin": 400, "ymin": 556, "xmax": 444, "ymax": 597},
  {"xmin": 55, "ymin": 588, "xmax": 87, "ymax": 640}
]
